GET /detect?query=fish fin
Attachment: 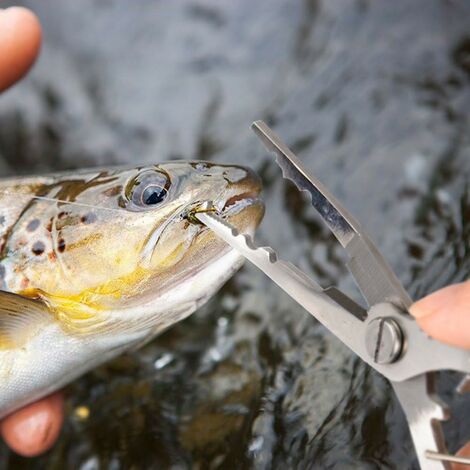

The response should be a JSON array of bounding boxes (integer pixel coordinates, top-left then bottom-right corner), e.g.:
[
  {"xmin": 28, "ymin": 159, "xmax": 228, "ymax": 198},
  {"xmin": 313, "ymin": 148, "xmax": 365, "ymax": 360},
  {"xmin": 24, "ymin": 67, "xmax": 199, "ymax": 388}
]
[{"xmin": 0, "ymin": 290, "xmax": 51, "ymax": 349}]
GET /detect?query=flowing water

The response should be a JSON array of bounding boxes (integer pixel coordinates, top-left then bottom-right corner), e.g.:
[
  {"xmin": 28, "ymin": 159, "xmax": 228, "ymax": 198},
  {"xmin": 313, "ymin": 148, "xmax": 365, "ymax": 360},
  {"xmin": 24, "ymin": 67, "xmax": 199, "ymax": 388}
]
[{"xmin": 0, "ymin": 1, "xmax": 470, "ymax": 468}]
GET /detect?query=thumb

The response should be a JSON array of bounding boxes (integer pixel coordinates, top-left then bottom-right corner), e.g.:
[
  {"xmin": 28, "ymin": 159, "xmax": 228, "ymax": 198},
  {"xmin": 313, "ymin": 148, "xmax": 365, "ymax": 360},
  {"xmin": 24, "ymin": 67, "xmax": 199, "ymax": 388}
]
[{"xmin": 409, "ymin": 280, "xmax": 470, "ymax": 350}]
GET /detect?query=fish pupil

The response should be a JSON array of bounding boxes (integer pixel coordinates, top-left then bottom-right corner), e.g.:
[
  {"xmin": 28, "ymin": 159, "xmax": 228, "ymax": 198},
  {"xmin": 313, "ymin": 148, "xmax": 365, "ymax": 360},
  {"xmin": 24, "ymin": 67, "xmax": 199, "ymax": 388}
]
[{"xmin": 142, "ymin": 185, "xmax": 166, "ymax": 205}]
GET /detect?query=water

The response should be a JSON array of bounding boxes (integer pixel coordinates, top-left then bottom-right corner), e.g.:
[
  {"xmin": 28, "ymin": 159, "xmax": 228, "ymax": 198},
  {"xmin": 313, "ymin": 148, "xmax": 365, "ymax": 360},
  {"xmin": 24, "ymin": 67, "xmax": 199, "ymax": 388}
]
[{"xmin": 0, "ymin": 0, "xmax": 469, "ymax": 468}]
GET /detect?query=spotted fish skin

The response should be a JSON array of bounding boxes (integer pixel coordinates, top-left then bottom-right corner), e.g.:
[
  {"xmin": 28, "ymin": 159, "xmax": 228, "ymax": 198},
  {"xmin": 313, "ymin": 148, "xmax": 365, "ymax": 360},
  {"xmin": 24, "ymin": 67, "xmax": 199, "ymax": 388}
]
[{"xmin": 0, "ymin": 162, "xmax": 264, "ymax": 418}]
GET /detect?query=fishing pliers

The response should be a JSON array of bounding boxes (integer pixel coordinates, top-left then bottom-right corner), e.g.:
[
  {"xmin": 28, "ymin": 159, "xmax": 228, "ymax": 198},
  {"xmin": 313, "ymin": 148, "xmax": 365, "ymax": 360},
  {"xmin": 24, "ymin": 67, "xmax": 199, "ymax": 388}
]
[{"xmin": 195, "ymin": 121, "xmax": 470, "ymax": 469}]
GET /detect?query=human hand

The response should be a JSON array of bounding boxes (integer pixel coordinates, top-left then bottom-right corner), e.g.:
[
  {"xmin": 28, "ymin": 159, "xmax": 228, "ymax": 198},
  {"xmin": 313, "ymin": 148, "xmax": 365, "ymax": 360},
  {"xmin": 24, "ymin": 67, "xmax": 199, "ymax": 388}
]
[
  {"xmin": 410, "ymin": 280, "xmax": 470, "ymax": 469},
  {"xmin": 0, "ymin": 6, "xmax": 64, "ymax": 457}
]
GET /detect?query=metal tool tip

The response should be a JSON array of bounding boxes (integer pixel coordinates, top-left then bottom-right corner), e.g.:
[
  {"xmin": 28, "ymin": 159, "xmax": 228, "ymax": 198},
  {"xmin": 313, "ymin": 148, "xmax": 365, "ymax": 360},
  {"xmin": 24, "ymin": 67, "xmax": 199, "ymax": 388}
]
[
  {"xmin": 251, "ymin": 120, "xmax": 265, "ymax": 130},
  {"xmin": 251, "ymin": 121, "xmax": 272, "ymax": 139}
]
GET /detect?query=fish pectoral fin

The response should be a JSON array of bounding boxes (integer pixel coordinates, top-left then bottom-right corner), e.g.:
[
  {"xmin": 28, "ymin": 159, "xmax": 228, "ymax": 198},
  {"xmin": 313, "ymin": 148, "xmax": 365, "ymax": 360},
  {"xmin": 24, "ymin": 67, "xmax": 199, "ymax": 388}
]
[{"xmin": 0, "ymin": 290, "xmax": 50, "ymax": 349}]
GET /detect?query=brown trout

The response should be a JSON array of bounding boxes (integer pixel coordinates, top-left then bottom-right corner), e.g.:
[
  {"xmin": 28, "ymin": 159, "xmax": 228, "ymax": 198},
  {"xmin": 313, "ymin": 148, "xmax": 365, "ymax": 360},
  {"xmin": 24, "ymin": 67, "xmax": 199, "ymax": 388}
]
[{"xmin": 0, "ymin": 162, "xmax": 263, "ymax": 418}]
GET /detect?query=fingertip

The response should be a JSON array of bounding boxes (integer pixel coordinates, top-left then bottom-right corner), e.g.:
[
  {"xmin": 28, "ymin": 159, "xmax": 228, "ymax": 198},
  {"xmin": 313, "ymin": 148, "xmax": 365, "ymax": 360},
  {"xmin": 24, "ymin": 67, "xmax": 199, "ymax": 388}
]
[
  {"xmin": 0, "ymin": 6, "xmax": 42, "ymax": 92},
  {"xmin": 410, "ymin": 281, "xmax": 470, "ymax": 349},
  {"xmin": 0, "ymin": 392, "xmax": 64, "ymax": 457}
]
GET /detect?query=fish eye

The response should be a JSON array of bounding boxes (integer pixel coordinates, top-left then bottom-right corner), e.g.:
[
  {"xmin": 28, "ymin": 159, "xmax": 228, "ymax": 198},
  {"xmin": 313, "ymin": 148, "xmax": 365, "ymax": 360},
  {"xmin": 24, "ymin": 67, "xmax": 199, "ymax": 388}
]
[
  {"xmin": 141, "ymin": 185, "xmax": 166, "ymax": 206},
  {"xmin": 126, "ymin": 171, "xmax": 170, "ymax": 210}
]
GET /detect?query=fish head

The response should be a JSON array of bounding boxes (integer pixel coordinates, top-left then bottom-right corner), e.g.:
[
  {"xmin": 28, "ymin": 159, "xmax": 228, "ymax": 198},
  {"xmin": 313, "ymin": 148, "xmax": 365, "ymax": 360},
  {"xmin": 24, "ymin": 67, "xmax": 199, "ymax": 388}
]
[{"xmin": 5, "ymin": 162, "xmax": 263, "ymax": 324}]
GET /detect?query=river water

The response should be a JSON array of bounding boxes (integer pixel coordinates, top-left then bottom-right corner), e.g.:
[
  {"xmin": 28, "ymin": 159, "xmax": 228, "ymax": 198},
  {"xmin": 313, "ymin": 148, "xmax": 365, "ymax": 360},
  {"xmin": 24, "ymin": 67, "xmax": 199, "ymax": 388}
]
[{"xmin": 0, "ymin": 1, "xmax": 469, "ymax": 468}]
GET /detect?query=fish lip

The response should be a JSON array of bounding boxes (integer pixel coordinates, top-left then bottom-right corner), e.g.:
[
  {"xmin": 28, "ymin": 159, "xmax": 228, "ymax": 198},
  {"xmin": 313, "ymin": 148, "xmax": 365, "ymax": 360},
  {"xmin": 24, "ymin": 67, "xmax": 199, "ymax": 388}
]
[
  {"xmin": 219, "ymin": 195, "xmax": 263, "ymax": 217},
  {"xmin": 221, "ymin": 190, "xmax": 260, "ymax": 212},
  {"xmin": 185, "ymin": 190, "xmax": 264, "ymax": 221}
]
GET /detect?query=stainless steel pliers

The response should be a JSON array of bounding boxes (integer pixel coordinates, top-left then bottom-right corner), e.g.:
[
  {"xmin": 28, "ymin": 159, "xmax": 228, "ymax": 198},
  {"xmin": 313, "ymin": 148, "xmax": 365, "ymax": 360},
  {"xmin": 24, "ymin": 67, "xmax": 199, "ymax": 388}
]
[{"xmin": 195, "ymin": 121, "xmax": 470, "ymax": 469}]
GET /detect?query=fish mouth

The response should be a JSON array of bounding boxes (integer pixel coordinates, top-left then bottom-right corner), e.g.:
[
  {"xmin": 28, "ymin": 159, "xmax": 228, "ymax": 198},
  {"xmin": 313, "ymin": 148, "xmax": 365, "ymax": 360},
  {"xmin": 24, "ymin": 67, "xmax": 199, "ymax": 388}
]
[
  {"xmin": 136, "ymin": 182, "xmax": 263, "ymax": 304},
  {"xmin": 220, "ymin": 190, "xmax": 262, "ymax": 215},
  {"xmin": 143, "ymin": 168, "xmax": 264, "ymax": 267},
  {"xmin": 141, "ymin": 193, "xmax": 263, "ymax": 266},
  {"xmin": 187, "ymin": 189, "xmax": 264, "ymax": 228},
  {"xmin": 217, "ymin": 164, "xmax": 264, "ymax": 218}
]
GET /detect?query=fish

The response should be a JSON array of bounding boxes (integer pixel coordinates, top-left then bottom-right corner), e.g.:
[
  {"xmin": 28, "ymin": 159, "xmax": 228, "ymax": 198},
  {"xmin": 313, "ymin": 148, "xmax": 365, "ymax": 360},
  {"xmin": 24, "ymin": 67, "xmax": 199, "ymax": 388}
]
[{"xmin": 0, "ymin": 161, "xmax": 264, "ymax": 419}]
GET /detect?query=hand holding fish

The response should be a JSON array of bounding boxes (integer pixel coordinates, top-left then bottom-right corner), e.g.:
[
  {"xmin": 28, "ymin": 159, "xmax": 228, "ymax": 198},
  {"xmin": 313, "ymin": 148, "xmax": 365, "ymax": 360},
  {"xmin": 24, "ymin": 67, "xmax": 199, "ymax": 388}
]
[
  {"xmin": 0, "ymin": 8, "xmax": 263, "ymax": 454},
  {"xmin": 0, "ymin": 5, "xmax": 65, "ymax": 458}
]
